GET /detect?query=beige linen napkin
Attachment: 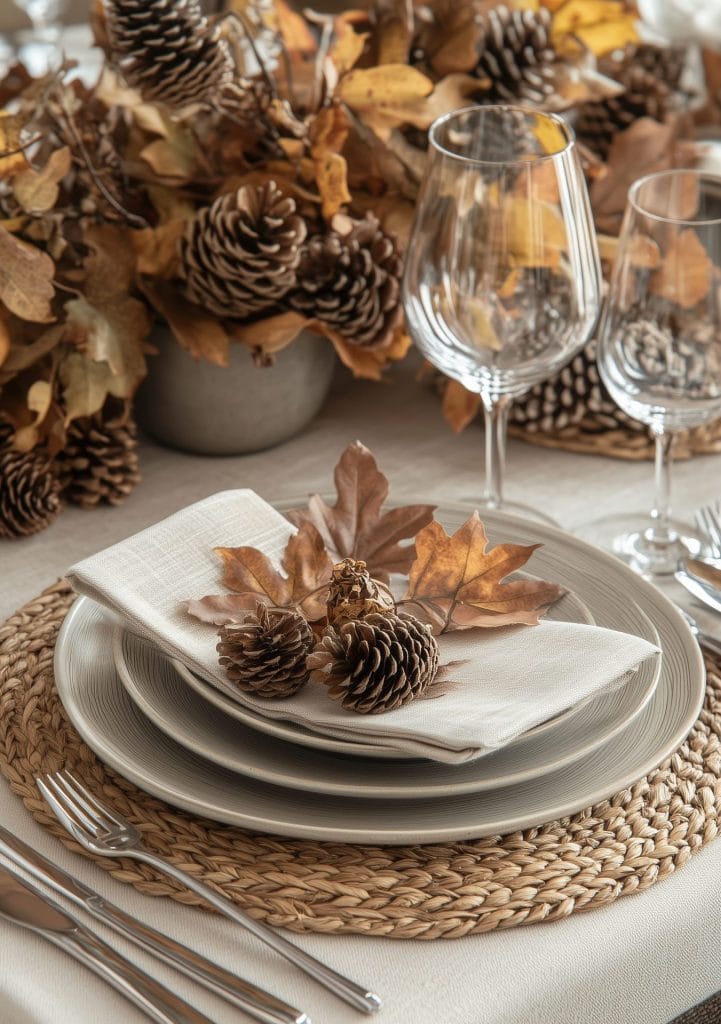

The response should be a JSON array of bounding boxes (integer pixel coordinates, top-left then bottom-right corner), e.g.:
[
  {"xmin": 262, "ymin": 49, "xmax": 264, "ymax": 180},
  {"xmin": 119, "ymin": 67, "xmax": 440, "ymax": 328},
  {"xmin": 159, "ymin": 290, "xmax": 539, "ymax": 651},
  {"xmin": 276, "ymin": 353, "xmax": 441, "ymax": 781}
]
[{"xmin": 67, "ymin": 489, "xmax": 660, "ymax": 765}]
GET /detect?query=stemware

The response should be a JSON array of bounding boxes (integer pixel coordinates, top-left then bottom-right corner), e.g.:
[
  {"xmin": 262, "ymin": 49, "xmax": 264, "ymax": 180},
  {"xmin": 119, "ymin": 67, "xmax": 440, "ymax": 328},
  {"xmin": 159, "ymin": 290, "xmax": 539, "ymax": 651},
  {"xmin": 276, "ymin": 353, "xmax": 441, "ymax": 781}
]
[
  {"xmin": 403, "ymin": 104, "xmax": 602, "ymax": 522},
  {"xmin": 14, "ymin": 0, "xmax": 66, "ymax": 76},
  {"xmin": 581, "ymin": 169, "xmax": 721, "ymax": 577}
]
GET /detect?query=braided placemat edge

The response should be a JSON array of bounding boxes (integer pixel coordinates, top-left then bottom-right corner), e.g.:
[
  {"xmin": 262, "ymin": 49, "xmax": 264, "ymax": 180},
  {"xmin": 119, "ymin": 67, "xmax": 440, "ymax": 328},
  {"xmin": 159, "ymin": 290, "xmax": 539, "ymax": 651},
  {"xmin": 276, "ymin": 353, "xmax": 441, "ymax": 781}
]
[{"xmin": 2, "ymin": 580, "xmax": 721, "ymax": 940}]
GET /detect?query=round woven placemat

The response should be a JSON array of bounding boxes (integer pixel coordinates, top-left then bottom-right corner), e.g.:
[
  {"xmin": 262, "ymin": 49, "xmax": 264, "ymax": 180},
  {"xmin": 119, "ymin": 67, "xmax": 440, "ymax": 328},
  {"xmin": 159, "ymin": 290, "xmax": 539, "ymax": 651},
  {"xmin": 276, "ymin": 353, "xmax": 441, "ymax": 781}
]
[
  {"xmin": 2, "ymin": 581, "xmax": 721, "ymax": 940},
  {"xmin": 509, "ymin": 416, "xmax": 721, "ymax": 461}
]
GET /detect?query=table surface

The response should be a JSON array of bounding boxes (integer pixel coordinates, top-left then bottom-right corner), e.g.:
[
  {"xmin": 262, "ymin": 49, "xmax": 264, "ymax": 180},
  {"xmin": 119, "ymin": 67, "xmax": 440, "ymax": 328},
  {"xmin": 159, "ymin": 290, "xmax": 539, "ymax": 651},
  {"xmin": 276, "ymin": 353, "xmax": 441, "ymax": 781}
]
[{"xmin": 1, "ymin": 356, "xmax": 720, "ymax": 1024}]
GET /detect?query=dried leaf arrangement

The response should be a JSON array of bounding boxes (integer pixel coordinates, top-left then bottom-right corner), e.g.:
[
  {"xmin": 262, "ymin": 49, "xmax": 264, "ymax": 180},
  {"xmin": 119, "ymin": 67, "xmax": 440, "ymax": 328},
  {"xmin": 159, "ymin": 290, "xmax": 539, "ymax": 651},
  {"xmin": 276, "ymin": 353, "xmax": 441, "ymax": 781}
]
[{"xmin": 187, "ymin": 441, "xmax": 565, "ymax": 714}]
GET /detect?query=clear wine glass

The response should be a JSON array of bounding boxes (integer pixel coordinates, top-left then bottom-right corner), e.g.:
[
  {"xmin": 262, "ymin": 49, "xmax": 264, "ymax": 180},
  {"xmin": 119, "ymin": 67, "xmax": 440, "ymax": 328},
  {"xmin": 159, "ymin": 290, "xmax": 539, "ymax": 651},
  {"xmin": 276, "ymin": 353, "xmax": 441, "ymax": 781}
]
[
  {"xmin": 14, "ymin": 0, "xmax": 66, "ymax": 76},
  {"xmin": 580, "ymin": 168, "xmax": 721, "ymax": 577},
  {"xmin": 403, "ymin": 104, "xmax": 602, "ymax": 523}
]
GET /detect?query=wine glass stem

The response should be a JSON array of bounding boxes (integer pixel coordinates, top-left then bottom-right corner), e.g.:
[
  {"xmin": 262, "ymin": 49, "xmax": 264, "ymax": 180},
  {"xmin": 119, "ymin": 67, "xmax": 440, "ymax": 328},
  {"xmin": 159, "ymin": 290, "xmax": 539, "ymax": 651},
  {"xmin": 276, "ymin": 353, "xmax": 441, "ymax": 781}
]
[
  {"xmin": 481, "ymin": 393, "xmax": 511, "ymax": 509},
  {"xmin": 649, "ymin": 427, "xmax": 676, "ymax": 545}
]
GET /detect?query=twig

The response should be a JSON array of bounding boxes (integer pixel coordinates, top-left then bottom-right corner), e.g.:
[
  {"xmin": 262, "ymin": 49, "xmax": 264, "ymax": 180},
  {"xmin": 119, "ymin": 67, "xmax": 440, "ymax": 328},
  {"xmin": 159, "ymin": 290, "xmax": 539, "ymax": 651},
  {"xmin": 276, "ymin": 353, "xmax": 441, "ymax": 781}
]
[
  {"xmin": 0, "ymin": 134, "xmax": 44, "ymax": 160},
  {"xmin": 57, "ymin": 94, "xmax": 149, "ymax": 230},
  {"xmin": 303, "ymin": 8, "xmax": 334, "ymax": 111}
]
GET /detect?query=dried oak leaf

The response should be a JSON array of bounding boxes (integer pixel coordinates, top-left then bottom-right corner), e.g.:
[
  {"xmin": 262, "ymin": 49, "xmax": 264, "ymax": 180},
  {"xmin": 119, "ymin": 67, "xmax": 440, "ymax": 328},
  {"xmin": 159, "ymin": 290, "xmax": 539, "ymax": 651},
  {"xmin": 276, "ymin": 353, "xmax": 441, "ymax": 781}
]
[
  {"xmin": 187, "ymin": 521, "xmax": 333, "ymax": 625},
  {"xmin": 13, "ymin": 146, "xmax": 72, "ymax": 214},
  {"xmin": 401, "ymin": 512, "xmax": 565, "ymax": 633},
  {"xmin": 0, "ymin": 227, "xmax": 55, "ymax": 322},
  {"xmin": 287, "ymin": 440, "xmax": 436, "ymax": 581}
]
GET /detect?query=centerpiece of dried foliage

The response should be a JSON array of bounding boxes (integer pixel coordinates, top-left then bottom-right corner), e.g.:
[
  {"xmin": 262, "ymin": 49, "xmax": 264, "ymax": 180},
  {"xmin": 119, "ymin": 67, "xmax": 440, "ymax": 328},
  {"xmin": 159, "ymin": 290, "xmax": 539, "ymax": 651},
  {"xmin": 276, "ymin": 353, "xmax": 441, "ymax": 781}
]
[
  {"xmin": 0, "ymin": 0, "xmax": 715, "ymax": 540},
  {"xmin": 188, "ymin": 441, "xmax": 564, "ymax": 713}
]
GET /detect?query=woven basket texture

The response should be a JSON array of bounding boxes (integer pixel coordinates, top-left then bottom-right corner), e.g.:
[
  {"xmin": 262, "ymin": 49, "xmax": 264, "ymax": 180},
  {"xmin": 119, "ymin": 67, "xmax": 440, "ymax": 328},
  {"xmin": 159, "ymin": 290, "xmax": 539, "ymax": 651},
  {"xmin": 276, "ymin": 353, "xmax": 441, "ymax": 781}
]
[{"xmin": 2, "ymin": 581, "xmax": 721, "ymax": 940}]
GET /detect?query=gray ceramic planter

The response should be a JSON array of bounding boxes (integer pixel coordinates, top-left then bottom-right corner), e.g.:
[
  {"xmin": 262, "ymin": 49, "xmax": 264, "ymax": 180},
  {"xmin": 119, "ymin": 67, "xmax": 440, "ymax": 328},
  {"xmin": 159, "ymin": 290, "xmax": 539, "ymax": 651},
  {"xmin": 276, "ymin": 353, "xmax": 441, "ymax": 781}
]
[{"xmin": 135, "ymin": 324, "xmax": 336, "ymax": 455}]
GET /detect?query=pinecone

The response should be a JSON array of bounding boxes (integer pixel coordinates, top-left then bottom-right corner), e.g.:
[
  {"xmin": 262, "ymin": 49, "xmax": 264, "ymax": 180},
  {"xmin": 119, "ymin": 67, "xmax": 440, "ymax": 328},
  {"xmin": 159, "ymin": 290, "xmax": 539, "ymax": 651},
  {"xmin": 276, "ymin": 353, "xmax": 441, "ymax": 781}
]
[
  {"xmin": 575, "ymin": 65, "xmax": 672, "ymax": 161},
  {"xmin": 600, "ymin": 42, "xmax": 688, "ymax": 94},
  {"xmin": 216, "ymin": 77, "xmax": 272, "ymax": 128},
  {"xmin": 57, "ymin": 411, "xmax": 140, "ymax": 508},
  {"xmin": 291, "ymin": 214, "xmax": 403, "ymax": 350},
  {"xmin": 326, "ymin": 558, "xmax": 395, "ymax": 628},
  {"xmin": 498, "ymin": 270, "xmax": 573, "ymax": 361},
  {"xmin": 474, "ymin": 5, "xmax": 558, "ymax": 105},
  {"xmin": 217, "ymin": 603, "xmax": 315, "ymax": 698},
  {"xmin": 618, "ymin": 317, "xmax": 720, "ymax": 396},
  {"xmin": 509, "ymin": 339, "xmax": 641, "ymax": 435},
  {"xmin": 104, "ymin": 0, "xmax": 234, "ymax": 110},
  {"xmin": 179, "ymin": 182, "xmax": 307, "ymax": 321},
  {"xmin": 308, "ymin": 612, "xmax": 439, "ymax": 714},
  {"xmin": 0, "ymin": 426, "xmax": 62, "ymax": 538}
]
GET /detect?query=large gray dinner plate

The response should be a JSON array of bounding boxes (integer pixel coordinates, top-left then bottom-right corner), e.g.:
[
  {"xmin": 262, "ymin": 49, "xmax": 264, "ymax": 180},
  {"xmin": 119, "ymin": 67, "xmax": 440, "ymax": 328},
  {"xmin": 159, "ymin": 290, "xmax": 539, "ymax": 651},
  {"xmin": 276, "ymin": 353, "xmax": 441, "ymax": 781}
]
[
  {"xmin": 111, "ymin": 595, "xmax": 660, "ymax": 797},
  {"xmin": 53, "ymin": 506, "xmax": 705, "ymax": 844}
]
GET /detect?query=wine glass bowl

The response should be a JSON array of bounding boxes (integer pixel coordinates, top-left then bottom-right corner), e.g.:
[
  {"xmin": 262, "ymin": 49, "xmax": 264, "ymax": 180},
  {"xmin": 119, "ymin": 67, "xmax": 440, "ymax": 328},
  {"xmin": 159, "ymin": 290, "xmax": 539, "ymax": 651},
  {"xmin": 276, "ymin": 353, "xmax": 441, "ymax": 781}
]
[
  {"xmin": 587, "ymin": 168, "xmax": 721, "ymax": 576},
  {"xmin": 403, "ymin": 105, "xmax": 602, "ymax": 519}
]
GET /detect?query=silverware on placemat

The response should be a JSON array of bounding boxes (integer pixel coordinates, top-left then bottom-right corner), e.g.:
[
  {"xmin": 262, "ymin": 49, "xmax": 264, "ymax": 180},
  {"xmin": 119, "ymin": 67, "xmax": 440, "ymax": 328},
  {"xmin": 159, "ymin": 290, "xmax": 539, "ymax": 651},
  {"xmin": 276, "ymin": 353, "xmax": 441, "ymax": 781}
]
[
  {"xmin": 0, "ymin": 860, "xmax": 214, "ymax": 1024},
  {"xmin": 0, "ymin": 824, "xmax": 306, "ymax": 1024},
  {"xmin": 695, "ymin": 501, "xmax": 721, "ymax": 559},
  {"xmin": 37, "ymin": 770, "xmax": 382, "ymax": 1016},
  {"xmin": 676, "ymin": 608, "xmax": 721, "ymax": 659},
  {"xmin": 676, "ymin": 559, "xmax": 721, "ymax": 616}
]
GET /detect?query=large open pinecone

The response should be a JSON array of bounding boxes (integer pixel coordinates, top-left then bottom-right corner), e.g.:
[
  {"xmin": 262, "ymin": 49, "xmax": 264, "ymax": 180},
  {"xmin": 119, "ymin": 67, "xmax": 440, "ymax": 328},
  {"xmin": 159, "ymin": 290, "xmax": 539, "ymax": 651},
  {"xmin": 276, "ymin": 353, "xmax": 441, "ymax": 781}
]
[
  {"xmin": 600, "ymin": 42, "xmax": 688, "ymax": 95},
  {"xmin": 217, "ymin": 603, "xmax": 315, "ymax": 698},
  {"xmin": 291, "ymin": 214, "xmax": 403, "ymax": 350},
  {"xmin": 57, "ymin": 411, "xmax": 141, "ymax": 508},
  {"xmin": 308, "ymin": 611, "xmax": 439, "ymax": 714},
  {"xmin": 474, "ymin": 5, "xmax": 558, "ymax": 105},
  {"xmin": 180, "ymin": 182, "xmax": 307, "ymax": 320},
  {"xmin": 104, "ymin": 0, "xmax": 234, "ymax": 110},
  {"xmin": 0, "ymin": 426, "xmax": 62, "ymax": 538},
  {"xmin": 575, "ymin": 65, "xmax": 672, "ymax": 161}
]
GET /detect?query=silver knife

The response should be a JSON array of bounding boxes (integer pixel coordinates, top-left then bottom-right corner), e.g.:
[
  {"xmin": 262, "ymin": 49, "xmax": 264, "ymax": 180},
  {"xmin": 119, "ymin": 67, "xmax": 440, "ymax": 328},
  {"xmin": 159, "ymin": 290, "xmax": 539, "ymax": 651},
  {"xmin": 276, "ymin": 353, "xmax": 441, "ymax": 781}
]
[
  {"xmin": 0, "ymin": 860, "xmax": 216, "ymax": 1024},
  {"xmin": 675, "ymin": 569, "xmax": 721, "ymax": 616},
  {"xmin": 0, "ymin": 827, "xmax": 307, "ymax": 1024}
]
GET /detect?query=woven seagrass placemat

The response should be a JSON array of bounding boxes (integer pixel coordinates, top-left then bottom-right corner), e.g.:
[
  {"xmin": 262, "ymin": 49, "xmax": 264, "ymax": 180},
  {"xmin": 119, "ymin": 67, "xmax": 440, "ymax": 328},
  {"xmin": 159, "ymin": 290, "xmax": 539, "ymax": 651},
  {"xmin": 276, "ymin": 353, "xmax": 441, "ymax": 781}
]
[
  {"xmin": 2, "ymin": 580, "xmax": 721, "ymax": 940},
  {"xmin": 509, "ymin": 417, "xmax": 721, "ymax": 461}
]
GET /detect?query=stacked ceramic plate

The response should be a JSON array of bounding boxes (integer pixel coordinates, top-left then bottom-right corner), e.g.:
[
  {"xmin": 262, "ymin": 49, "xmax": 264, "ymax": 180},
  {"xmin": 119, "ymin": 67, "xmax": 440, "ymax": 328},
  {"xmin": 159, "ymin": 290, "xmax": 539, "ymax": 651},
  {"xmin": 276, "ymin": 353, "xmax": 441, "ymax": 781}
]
[{"xmin": 54, "ymin": 503, "xmax": 706, "ymax": 845}]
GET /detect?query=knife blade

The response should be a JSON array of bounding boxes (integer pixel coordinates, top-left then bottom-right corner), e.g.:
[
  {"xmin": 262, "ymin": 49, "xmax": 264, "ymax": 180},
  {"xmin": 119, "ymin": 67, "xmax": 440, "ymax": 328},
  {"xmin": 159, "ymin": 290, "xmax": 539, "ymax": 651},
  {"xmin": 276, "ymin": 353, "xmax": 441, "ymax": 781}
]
[
  {"xmin": 0, "ymin": 825, "xmax": 307, "ymax": 1024},
  {"xmin": 675, "ymin": 569, "xmax": 721, "ymax": 615},
  {"xmin": 687, "ymin": 558, "xmax": 721, "ymax": 592},
  {"xmin": 0, "ymin": 860, "xmax": 215, "ymax": 1024}
]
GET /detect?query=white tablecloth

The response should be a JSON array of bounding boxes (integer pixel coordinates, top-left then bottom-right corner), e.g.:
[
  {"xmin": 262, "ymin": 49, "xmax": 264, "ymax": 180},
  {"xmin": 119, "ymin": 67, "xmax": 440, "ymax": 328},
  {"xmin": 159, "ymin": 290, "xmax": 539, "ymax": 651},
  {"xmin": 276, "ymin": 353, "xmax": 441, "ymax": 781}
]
[{"xmin": 1, "ymin": 358, "xmax": 719, "ymax": 1024}]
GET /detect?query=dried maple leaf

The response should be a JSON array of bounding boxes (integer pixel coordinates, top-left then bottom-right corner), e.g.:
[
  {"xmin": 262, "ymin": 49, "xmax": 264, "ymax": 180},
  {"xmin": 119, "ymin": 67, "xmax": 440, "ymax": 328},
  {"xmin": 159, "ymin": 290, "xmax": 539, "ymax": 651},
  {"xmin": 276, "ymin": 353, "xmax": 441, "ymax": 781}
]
[
  {"xmin": 401, "ymin": 512, "xmax": 565, "ymax": 633},
  {"xmin": 442, "ymin": 379, "xmax": 480, "ymax": 433},
  {"xmin": 188, "ymin": 521, "xmax": 333, "ymax": 624},
  {"xmin": 287, "ymin": 441, "xmax": 436, "ymax": 581},
  {"xmin": 651, "ymin": 229, "xmax": 713, "ymax": 309}
]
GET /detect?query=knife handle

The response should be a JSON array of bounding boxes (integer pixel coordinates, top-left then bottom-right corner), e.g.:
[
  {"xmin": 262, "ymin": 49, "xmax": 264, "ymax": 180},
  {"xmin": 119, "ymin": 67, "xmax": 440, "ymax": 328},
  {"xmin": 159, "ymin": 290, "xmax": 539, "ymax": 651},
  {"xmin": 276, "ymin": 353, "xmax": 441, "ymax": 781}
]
[
  {"xmin": 49, "ymin": 927, "xmax": 216, "ymax": 1024},
  {"xmin": 88, "ymin": 900, "xmax": 307, "ymax": 1024}
]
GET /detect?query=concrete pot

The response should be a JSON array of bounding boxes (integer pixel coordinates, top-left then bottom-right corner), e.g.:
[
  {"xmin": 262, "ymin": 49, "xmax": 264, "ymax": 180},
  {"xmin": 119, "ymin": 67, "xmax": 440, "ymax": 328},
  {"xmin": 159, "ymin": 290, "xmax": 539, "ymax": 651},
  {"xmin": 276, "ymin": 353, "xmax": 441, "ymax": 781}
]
[{"xmin": 135, "ymin": 325, "xmax": 336, "ymax": 455}]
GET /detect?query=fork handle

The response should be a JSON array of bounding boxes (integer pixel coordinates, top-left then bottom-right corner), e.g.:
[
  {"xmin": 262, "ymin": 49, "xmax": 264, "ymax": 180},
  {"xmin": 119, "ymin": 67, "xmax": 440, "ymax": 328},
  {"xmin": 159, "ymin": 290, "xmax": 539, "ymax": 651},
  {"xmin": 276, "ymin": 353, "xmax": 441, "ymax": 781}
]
[{"xmin": 128, "ymin": 848, "xmax": 381, "ymax": 1015}]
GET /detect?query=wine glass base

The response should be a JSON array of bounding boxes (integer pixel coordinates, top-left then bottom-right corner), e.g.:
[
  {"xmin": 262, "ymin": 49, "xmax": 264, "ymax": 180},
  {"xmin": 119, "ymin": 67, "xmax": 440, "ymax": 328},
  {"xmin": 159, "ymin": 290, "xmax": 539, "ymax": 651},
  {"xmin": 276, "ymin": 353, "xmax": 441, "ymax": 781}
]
[
  {"xmin": 475, "ymin": 499, "xmax": 559, "ymax": 528},
  {"xmin": 574, "ymin": 511, "xmax": 710, "ymax": 579}
]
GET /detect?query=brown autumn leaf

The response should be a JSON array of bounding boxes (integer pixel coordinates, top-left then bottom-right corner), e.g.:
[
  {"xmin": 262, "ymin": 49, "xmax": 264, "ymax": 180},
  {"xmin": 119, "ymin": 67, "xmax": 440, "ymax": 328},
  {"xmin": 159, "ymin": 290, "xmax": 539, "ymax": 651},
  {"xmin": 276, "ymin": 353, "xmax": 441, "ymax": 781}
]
[
  {"xmin": 13, "ymin": 146, "xmax": 72, "ymax": 214},
  {"xmin": 442, "ymin": 379, "xmax": 480, "ymax": 433},
  {"xmin": 139, "ymin": 278, "xmax": 230, "ymax": 367},
  {"xmin": 324, "ymin": 322, "xmax": 411, "ymax": 380},
  {"xmin": 0, "ymin": 111, "xmax": 29, "ymax": 179},
  {"xmin": 337, "ymin": 65, "xmax": 434, "ymax": 142},
  {"xmin": 597, "ymin": 232, "xmax": 661, "ymax": 271},
  {"xmin": 0, "ymin": 227, "xmax": 55, "ymax": 322},
  {"xmin": 232, "ymin": 310, "xmax": 310, "ymax": 355},
  {"xmin": 132, "ymin": 219, "xmax": 186, "ymax": 278},
  {"xmin": 401, "ymin": 512, "xmax": 565, "ymax": 634},
  {"xmin": 287, "ymin": 440, "xmax": 436, "ymax": 582},
  {"xmin": 212, "ymin": 521, "xmax": 333, "ymax": 622},
  {"xmin": 0, "ymin": 314, "xmax": 10, "ymax": 369},
  {"xmin": 651, "ymin": 229, "xmax": 713, "ymax": 309},
  {"xmin": 328, "ymin": 14, "xmax": 368, "ymax": 75},
  {"xmin": 64, "ymin": 294, "xmax": 150, "ymax": 386},
  {"xmin": 58, "ymin": 350, "xmax": 119, "ymax": 421},
  {"xmin": 372, "ymin": 0, "xmax": 413, "ymax": 65}
]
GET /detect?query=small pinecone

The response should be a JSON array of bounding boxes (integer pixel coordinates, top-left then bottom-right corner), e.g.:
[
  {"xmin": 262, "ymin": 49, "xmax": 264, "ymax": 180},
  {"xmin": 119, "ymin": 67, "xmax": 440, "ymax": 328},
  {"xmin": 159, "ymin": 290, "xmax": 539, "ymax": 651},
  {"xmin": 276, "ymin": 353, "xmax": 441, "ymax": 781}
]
[
  {"xmin": 0, "ymin": 426, "xmax": 62, "ymax": 538},
  {"xmin": 216, "ymin": 77, "xmax": 272, "ymax": 127},
  {"xmin": 326, "ymin": 558, "xmax": 395, "ymax": 628},
  {"xmin": 308, "ymin": 612, "xmax": 439, "ymax": 714},
  {"xmin": 509, "ymin": 339, "xmax": 641, "ymax": 435},
  {"xmin": 499, "ymin": 270, "xmax": 573, "ymax": 361},
  {"xmin": 575, "ymin": 65, "xmax": 672, "ymax": 161},
  {"xmin": 180, "ymin": 182, "xmax": 306, "ymax": 320},
  {"xmin": 291, "ymin": 214, "xmax": 403, "ymax": 350},
  {"xmin": 104, "ymin": 0, "xmax": 234, "ymax": 110},
  {"xmin": 57, "ymin": 412, "xmax": 140, "ymax": 508},
  {"xmin": 600, "ymin": 42, "xmax": 687, "ymax": 94},
  {"xmin": 474, "ymin": 5, "xmax": 558, "ymax": 105},
  {"xmin": 217, "ymin": 603, "xmax": 315, "ymax": 698}
]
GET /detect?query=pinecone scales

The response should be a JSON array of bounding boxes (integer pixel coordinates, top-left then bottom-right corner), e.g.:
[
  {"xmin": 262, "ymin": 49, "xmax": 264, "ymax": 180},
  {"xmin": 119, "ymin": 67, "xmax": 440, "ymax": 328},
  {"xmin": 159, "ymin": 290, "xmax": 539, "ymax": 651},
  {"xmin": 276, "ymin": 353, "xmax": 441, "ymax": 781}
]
[
  {"xmin": 291, "ymin": 214, "xmax": 403, "ymax": 350},
  {"xmin": 308, "ymin": 612, "xmax": 439, "ymax": 714},
  {"xmin": 475, "ymin": 5, "xmax": 558, "ymax": 105},
  {"xmin": 0, "ymin": 427, "xmax": 61, "ymax": 538},
  {"xmin": 57, "ymin": 412, "xmax": 141, "ymax": 508},
  {"xmin": 576, "ymin": 65, "xmax": 672, "ymax": 160},
  {"xmin": 180, "ymin": 182, "xmax": 307, "ymax": 320},
  {"xmin": 104, "ymin": 0, "xmax": 234, "ymax": 110},
  {"xmin": 217, "ymin": 603, "xmax": 315, "ymax": 698}
]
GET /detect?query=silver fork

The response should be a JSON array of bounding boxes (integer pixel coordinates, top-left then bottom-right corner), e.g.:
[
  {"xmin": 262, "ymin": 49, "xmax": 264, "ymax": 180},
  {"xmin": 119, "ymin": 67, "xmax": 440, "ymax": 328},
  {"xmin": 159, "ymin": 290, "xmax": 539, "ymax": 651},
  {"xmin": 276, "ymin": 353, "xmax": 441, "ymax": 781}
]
[
  {"xmin": 695, "ymin": 500, "xmax": 721, "ymax": 559},
  {"xmin": 37, "ymin": 770, "xmax": 381, "ymax": 1016}
]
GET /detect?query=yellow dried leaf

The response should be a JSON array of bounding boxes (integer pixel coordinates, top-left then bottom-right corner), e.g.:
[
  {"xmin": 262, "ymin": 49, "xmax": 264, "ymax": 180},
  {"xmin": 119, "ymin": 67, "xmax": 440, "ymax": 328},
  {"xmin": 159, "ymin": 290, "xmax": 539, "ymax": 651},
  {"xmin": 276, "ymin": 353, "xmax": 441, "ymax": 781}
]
[
  {"xmin": 568, "ymin": 17, "xmax": 639, "ymax": 56},
  {"xmin": 651, "ymin": 230, "xmax": 712, "ymax": 309},
  {"xmin": 0, "ymin": 112, "xmax": 29, "ymax": 180},
  {"xmin": 597, "ymin": 233, "xmax": 661, "ymax": 270},
  {"xmin": 329, "ymin": 20, "xmax": 368, "ymax": 75},
  {"xmin": 499, "ymin": 196, "xmax": 567, "ymax": 270},
  {"xmin": 13, "ymin": 146, "xmax": 72, "ymax": 214},
  {"xmin": 13, "ymin": 379, "xmax": 52, "ymax": 450},
  {"xmin": 139, "ymin": 135, "xmax": 196, "ymax": 184},
  {"xmin": 132, "ymin": 220, "xmax": 186, "ymax": 279},
  {"xmin": 0, "ymin": 228, "xmax": 55, "ymax": 322},
  {"xmin": 59, "ymin": 351, "xmax": 117, "ymax": 422},
  {"xmin": 442, "ymin": 379, "xmax": 480, "ymax": 433},
  {"xmin": 337, "ymin": 66, "xmax": 433, "ymax": 140},
  {"xmin": 314, "ymin": 151, "xmax": 351, "ymax": 219},
  {"xmin": 276, "ymin": 0, "xmax": 317, "ymax": 52}
]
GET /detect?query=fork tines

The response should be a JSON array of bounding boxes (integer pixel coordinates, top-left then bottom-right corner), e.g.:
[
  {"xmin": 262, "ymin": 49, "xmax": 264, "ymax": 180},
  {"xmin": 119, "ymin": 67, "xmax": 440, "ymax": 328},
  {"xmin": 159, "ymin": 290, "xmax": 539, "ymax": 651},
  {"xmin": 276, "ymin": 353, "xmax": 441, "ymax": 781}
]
[{"xmin": 696, "ymin": 500, "xmax": 721, "ymax": 559}]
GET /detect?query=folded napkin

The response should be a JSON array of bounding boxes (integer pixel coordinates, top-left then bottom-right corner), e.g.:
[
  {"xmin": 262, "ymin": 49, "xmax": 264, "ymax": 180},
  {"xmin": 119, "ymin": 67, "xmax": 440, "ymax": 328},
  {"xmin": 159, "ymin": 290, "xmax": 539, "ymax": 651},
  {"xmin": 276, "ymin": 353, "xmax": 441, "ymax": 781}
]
[{"xmin": 67, "ymin": 490, "xmax": 661, "ymax": 765}]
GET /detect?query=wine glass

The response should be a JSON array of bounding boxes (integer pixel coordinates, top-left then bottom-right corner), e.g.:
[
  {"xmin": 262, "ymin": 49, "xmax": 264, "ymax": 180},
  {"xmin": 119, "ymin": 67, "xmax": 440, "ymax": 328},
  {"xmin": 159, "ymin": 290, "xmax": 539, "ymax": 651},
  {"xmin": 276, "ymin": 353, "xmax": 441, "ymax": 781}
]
[
  {"xmin": 14, "ymin": 0, "xmax": 66, "ymax": 76},
  {"xmin": 403, "ymin": 104, "xmax": 602, "ymax": 522},
  {"xmin": 580, "ymin": 168, "xmax": 721, "ymax": 577}
]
